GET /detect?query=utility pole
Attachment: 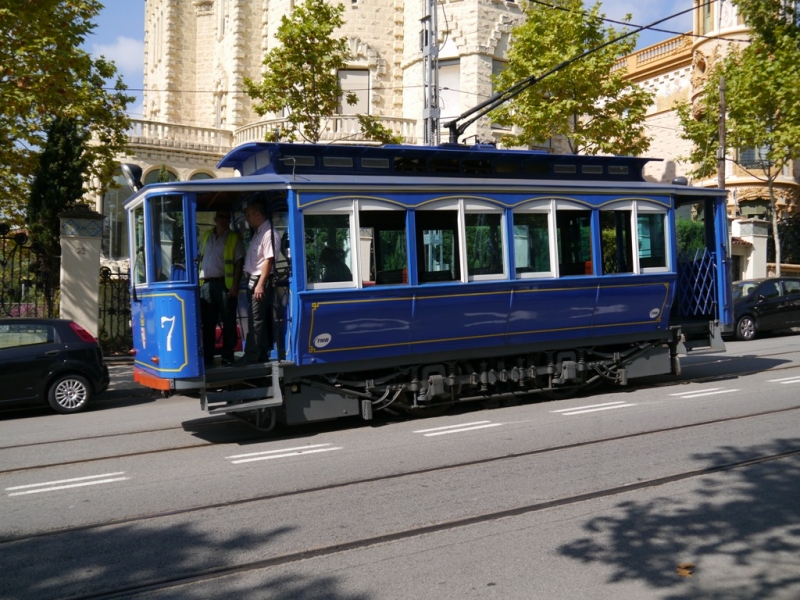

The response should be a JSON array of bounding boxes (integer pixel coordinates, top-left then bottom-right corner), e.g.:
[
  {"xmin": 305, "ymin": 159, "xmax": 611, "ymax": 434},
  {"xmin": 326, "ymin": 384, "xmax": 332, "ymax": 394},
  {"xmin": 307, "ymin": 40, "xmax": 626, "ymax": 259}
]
[
  {"xmin": 421, "ymin": 0, "xmax": 440, "ymax": 146},
  {"xmin": 717, "ymin": 75, "xmax": 726, "ymax": 192}
]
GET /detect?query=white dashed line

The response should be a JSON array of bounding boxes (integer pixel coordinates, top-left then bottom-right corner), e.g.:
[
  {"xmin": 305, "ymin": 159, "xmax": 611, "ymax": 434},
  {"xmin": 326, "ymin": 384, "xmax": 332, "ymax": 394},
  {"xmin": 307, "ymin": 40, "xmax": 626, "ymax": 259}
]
[
  {"xmin": 768, "ymin": 376, "xmax": 800, "ymax": 385},
  {"xmin": 413, "ymin": 421, "xmax": 503, "ymax": 436},
  {"xmin": 551, "ymin": 401, "xmax": 636, "ymax": 416},
  {"xmin": 226, "ymin": 444, "xmax": 342, "ymax": 464},
  {"xmin": 669, "ymin": 388, "xmax": 738, "ymax": 399},
  {"xmin": 5, "ymin": 472, "xmax": 130, "ymax": 497}
]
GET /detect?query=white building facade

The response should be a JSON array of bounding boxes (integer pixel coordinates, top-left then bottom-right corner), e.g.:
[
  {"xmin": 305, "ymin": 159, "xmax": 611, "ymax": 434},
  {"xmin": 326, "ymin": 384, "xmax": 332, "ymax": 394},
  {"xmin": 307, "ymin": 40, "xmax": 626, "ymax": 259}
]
[{"xmin": 97, "ymin": 0, "xmax": 798, "ymax": 279}]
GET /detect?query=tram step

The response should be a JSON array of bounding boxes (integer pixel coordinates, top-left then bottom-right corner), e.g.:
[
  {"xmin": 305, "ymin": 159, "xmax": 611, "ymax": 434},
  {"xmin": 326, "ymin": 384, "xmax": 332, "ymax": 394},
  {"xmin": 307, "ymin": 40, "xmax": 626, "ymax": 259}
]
[
  {"xmin": 208, "ymin": 397, "xmax": 283, "ymax": 415},
  {"xmin": 203, "ymin": 386, "xmax": 282, "ymax": 414}
]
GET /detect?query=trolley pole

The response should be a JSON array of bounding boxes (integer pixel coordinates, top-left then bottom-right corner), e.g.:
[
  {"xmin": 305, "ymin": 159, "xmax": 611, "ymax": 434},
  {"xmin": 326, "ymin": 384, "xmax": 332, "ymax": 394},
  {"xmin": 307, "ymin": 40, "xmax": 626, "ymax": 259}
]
[{"xmin": 421, "ymin": 0, "xmax": 440, "ymax": 146}]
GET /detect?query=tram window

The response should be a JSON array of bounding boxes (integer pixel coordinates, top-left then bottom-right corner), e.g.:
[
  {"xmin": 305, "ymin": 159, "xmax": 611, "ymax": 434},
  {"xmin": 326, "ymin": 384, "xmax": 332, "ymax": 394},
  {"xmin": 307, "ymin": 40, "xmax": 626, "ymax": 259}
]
[
  {"xmin": 675, "ymin": 200, "xmax": 708, "ymax": 260},
  {"xmin": 638, "ymin": 212, "xmax": 667, "ymax": 269},
  {"xmin": 132, "ymin": 204, "xmax": 146, "ymax": 285},
  {"xmin": 429, "ymin": 158, "xmax": 459, "ymax": 173},
  {"xmin": 394, "ymin": 157, "xmax": 424, "ymax": 173},
  {"xmin": 513, "ymin": 213, "xmax": 551, "ymax": 276},
  {"xmin": 465, "ymin": 213, "xmax": 504, "ymax": 277},
  {"xmin": 416, "ymin": 210, "xmax": 460, "ymax": 283},
  {"xmin": 600, "ymin": 209, "xmax": 634, "ymax": 275},
  {"xmin": 556, "ymin": 209, "xmax": 593, "ymax": 276},
  {"xmin": 149, "ymin": 195, "xmax": 187, "ymax": 282},
  {"xmin": 305, "ymin": 214, "xmax": 353, "ymax": 285},
  {"xmin": 359, "ymin": 210, "xmax": 408, "ymax": 286}
]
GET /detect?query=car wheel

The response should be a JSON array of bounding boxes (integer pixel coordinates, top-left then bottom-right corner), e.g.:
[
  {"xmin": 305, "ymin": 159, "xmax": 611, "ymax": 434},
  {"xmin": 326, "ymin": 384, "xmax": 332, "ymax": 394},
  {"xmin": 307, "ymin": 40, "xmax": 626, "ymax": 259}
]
[
  {"xmin": 736, "ymin": 315, "xmax": 757, "ymax": 341},
  {"xmin": 47, "ymin": 374, "xmax": 92, "ymax": 414}
]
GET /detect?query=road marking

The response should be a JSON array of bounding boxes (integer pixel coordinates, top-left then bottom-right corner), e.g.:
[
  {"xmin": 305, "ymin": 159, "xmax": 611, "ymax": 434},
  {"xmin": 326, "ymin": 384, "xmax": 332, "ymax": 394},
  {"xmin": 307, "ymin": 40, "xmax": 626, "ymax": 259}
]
[
  {"xmin": 226, "ymin": 444, "xmax": 342, "ymax": 464},
  {"xmin": 413, "ymin": 421, "xmax": 503, "ymax": 436},
  {"xmin": 5, "ymin": 472, "xmax": 129, "ymax": 497},
  {"xmin": 669, "ymin": 388, "xmax": 738, "ymax": 399},
  {"xmin": 550, "ymin": 401, "xmax": 636, "ymax": 416},
  {"xmin": 768, "ymin": 376, "xmax": 800, "ymax": 385},
  {"xmin": 550, "ymin": 400, "xmax": 636, "ymax": 417}
]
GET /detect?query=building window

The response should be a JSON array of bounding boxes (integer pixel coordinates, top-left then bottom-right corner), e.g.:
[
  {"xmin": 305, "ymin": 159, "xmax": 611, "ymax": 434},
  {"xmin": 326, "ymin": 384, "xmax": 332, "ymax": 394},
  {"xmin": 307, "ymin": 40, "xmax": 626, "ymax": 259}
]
[
  {"xmin": 438, "ymin": 59, "xmax": 461, "ymax": 123},
  {"xmin": 338, "ymin": 69, "xmax": 369, "ymax": 115},
  {"xmin": 190, "ymin": 172, "xmax": 214, "ymax": 180},
  {"xmin": 103, "ymin": 168, "xmax": 131, "ymax": 260},
  {"xmin": 701, "ymin": 1, "xmax": 713, "ymax": 34},
  {"xmin": 739, "ymin": 145, "xmax": 771, "ymax": 168},
  {"xmin": 144, "ymin": 168, "xmax": 179, "ymax": 185}
]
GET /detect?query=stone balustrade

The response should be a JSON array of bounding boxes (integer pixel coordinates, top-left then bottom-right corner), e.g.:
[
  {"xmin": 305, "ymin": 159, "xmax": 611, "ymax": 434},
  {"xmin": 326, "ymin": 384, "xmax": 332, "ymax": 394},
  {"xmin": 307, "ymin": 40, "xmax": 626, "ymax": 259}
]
[
  {"xmin": 234, "ymin": 115, "xmax": 419, "ymax": 146},
  {"xmin": 126, "ymin": 120, "xmax": 234, "ymax": 153},
  {"xmin": 126, "ymin": 116, "xmax": 423, "ymax": 156},
  {"xmin": 612, "ymin": 35, "xmax": 692, "ymax": 76}
]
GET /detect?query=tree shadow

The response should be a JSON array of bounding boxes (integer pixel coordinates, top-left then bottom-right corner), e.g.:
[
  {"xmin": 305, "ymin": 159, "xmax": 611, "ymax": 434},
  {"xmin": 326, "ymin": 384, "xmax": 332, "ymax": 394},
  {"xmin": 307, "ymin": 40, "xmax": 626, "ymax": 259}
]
[
  {"xmin": 558, "ymin": 438, "xmax": 800, "ymax": 598},
  {"xmin": 0, "ymin": 521, "xmax": 370, "ymax": 599}
]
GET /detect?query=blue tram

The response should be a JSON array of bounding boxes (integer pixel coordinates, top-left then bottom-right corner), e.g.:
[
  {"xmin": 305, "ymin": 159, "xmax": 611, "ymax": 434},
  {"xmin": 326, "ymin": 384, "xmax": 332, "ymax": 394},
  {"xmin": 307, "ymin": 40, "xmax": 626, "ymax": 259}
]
[{"xmin": 125, "ymin": 142, "xmax": 732, "ymax": 429}]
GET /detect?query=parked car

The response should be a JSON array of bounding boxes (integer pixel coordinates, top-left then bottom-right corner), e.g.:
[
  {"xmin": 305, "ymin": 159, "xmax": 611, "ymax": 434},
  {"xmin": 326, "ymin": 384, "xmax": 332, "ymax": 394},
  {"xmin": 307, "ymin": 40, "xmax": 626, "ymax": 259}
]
[
  {"xmin": 731, "ymin": 277, "xmax": 800, "ymax": 341},
  {"xmin": 0, "ymin": 319, "xmax": 110, "ymax": 413}
]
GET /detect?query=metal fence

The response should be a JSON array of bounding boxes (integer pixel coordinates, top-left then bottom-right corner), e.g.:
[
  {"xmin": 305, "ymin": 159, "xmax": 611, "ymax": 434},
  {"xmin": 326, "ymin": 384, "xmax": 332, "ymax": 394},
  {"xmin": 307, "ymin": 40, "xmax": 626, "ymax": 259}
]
[
  {"xmin": 0, "ymin": 223, "xmax": 57, "ymax": 318},
  {"xmin": 99, "ymin": 266, "xmax": 132, "ymax": 355},
  {"xmin": 1, "ymin": 223, "xmax": 132, "ymax": 354}
]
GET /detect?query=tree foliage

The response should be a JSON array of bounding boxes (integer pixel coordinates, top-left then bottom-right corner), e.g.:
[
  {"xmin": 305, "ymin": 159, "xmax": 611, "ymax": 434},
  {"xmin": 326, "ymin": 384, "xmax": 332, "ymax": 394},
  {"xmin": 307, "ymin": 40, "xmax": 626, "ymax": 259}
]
[
  {"xmin": 0, "ymin": 0, "xmax": 133, "ymax": 227},
  {"xmin": 244, "ymin": 0, "xmax": 356, "ymax": 143},
  {"xmin": 26, "ymin": 117, "xmax": 90, "ymax": 316},
  {"xmin": 676, "ymin": 0, "xmax": 800, "ymax": 274},
  {"xmin": 490, "ymin": 0, "xmax": 653, "ymax": 155},
  {"xmin": 27, "ymin": 117, "xmax": 90, "ymax": 257}
]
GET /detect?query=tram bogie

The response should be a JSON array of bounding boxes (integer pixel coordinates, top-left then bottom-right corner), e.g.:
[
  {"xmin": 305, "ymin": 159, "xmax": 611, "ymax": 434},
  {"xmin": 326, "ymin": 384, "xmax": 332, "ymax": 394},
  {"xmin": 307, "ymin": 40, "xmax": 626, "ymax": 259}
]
[{"xmin": 126, "ymin": 142, "xmax": 732, "ymax": 430}]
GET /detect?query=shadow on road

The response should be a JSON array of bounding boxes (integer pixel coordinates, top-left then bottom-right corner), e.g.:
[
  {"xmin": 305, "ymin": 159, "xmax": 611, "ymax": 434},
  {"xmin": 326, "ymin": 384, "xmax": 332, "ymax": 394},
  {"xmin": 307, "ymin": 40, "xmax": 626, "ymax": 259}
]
[
  {"xmin": 0, "ymin": 521, "xmax": 370, "ymax": 600},
  {"xmin": 558, "ymin": 438, "xmax": 800, "ymax": 598}
]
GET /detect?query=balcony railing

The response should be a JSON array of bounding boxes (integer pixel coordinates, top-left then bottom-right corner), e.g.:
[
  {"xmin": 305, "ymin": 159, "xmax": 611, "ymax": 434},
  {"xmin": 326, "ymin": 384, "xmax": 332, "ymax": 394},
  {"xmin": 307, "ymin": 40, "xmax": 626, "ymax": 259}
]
[
  {"xmin": 613, "ymin": 35, "xmax": 692, "ymax": 75},
  {"xmin": 126, "ymin": 120, "xmax": 234, "ymax": 154},
  {"xmin": 234, "ymin": 115, "xmax": 418, "ymax": 147},
  {"xmin": 125, "ymin": 115, "xmax": 419, "ymax": 156}
]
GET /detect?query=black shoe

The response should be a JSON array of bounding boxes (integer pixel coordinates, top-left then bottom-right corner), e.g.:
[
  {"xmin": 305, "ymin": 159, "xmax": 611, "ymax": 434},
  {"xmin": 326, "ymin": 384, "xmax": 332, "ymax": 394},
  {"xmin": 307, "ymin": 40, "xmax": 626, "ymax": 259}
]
[{"xmin": 221, "ymin": 358, "xmax": 234, "ymax": 366}]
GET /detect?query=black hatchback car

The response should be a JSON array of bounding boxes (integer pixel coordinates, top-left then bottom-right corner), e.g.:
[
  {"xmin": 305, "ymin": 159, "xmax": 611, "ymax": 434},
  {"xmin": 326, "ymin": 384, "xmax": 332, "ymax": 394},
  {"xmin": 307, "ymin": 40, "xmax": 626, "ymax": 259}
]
[
  {"xmin": 732, "ymin": 277, "xmax": 800, "ymax": 340},
  {"xmin": 0, "ymin": 319, "xmax": 110, "ymax": 413}
]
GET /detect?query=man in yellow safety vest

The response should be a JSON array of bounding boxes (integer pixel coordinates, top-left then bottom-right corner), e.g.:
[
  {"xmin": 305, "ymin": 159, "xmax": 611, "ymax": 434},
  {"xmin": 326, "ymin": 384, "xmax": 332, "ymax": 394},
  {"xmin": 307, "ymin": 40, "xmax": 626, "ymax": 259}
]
[{"xmin": 198, "ymin": 210, "xmax": 244, "ymax": 366}]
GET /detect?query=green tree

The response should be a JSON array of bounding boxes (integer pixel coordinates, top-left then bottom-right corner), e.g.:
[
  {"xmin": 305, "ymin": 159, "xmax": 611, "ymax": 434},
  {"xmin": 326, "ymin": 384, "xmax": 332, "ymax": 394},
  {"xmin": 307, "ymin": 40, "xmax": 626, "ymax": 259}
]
[
  {"xmin": 676, "ymin": 2, "xmax": 800, "ymax": 276},
  {"xmin": 1, "ymin": 0, "xmax": 133, "ymax": 227},
  {"xmin": 490, "ymin": 0, "xmax": 653, "ymax": 155},
  {"xmin": 27, "ymin": 117, "xmax": 90, "ymax": 316},
  {"xmin": 244, "ymin": 0, "xmax": 356, "ymax": 143}
]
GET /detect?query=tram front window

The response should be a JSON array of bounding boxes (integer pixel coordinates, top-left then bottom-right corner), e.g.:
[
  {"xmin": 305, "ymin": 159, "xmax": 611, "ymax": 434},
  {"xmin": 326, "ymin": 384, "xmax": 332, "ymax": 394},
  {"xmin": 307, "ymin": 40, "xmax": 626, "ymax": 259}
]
[
  {"xmin": 150, "ymin": 195, "xmax": 187, "ymax": 282},
  {"xmin": 132, "ymin": 204, "xmax": 146, "ymax": 285}
]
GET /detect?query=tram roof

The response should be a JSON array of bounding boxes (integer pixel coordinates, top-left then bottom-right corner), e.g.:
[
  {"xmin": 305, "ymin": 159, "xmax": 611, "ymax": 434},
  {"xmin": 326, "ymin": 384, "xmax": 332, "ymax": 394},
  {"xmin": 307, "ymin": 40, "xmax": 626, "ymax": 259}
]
[
  {"xmin": 123, "ymin": 143, "xmax": 726, "ymax": 209},
  {"xmin": 216, "ymin": 142, "xmax": 655, "ymax": 183}
]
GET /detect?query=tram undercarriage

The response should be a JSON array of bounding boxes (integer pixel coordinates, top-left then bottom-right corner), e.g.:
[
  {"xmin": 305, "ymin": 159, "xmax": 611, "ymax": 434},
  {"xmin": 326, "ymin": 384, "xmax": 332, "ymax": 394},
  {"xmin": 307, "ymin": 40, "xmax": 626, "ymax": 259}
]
[{"xmin": 199, "ymin": 332, "xmax": 682, "ymax": 431}]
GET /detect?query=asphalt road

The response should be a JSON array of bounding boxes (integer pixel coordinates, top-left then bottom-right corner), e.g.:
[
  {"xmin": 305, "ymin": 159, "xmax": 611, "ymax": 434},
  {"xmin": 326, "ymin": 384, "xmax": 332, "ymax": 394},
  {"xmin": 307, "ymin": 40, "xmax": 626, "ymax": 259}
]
[{"xmin": 1, "ymin": 334, "xmax": 800, "ymax": 599}]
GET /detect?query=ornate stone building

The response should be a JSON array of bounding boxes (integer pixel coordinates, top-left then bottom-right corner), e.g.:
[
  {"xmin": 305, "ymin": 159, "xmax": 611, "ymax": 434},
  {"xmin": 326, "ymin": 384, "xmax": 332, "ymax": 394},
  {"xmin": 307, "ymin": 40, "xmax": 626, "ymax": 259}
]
[{"xmin": 96, "ymin": 0, "xmax": 798, "ymax": 279}]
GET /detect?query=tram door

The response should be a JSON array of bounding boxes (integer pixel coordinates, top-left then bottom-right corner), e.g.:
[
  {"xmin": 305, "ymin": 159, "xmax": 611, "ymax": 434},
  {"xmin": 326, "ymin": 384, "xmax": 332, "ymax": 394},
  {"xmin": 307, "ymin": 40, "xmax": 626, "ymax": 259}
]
[
  {"xmin": 671, "ymin": 193, "xmax": 732, "ymax": 348},
  {"xmin": 130, "ymin": 193, "xmax": 202, "ymax": 379}
]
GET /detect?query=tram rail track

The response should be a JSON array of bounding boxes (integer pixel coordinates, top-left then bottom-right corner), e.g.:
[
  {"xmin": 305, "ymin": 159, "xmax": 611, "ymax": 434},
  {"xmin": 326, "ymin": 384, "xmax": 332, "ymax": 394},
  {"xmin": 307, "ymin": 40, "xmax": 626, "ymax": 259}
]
[
  {"xmin": 56, "ymin": 444, "xmax": 800, "ymax": 599},
  {"xmin": 3, "ymin": 402, "xmax": 799, "ymax": 547},
  {"xmin": 2, "ymin": 366, "xmax": 800, "ymax": 475}
]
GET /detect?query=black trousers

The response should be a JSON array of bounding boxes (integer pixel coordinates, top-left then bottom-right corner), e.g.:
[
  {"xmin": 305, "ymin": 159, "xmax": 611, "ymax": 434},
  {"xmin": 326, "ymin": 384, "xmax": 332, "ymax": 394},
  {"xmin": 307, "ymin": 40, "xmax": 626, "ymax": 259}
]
[
  {"xmin": 244, "ymin": 276, "xmax": 273, "ymax": 361},
  {"xmin": 200, "ymin": 279, "xmax": 238, "ymax": 363}
]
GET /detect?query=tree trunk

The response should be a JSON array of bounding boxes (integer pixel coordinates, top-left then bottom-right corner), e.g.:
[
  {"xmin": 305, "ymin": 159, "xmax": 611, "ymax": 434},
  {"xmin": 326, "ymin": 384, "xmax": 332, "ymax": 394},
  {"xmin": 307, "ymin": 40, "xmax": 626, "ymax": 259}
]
[{"xmin": 770, "ymin": 176, "xmax": 781, "ymax": 277}]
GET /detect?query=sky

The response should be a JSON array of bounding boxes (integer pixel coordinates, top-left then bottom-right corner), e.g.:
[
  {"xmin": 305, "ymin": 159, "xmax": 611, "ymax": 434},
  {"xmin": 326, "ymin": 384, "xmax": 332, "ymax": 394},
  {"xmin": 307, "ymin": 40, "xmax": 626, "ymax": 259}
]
[{"xmin": 85, "ymin": 0, "xmax": 695, "ymax": 120}]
